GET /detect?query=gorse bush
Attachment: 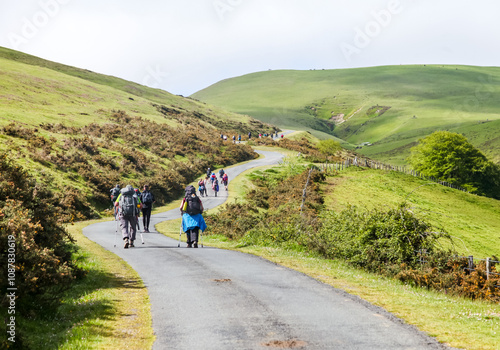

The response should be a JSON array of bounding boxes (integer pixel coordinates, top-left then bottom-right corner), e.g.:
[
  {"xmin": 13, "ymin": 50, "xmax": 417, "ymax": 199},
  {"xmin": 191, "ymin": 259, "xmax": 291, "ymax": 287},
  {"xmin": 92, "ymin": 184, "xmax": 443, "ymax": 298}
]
[
  {"xmin": 315, "ymin": 204, "xmax": 452, "ymax": 271},
  {"xmin": 396, "ymin": 254, "xmax": 500, "ymax": 302},
  {"xmin": 0, "ymin": 153, "xmax": 84, "ymax": 317}
]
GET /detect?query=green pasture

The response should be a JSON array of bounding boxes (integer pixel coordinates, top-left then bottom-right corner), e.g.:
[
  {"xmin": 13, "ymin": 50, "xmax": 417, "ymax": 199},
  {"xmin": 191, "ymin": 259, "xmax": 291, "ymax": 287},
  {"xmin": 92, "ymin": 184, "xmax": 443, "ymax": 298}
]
[
  {"xmin": 325, "ymin": 167, "xmax": 500, "ymax": 258},
  {"xmin": 192, "ymin": 65, "xmax": 500, "ymax": 164}
]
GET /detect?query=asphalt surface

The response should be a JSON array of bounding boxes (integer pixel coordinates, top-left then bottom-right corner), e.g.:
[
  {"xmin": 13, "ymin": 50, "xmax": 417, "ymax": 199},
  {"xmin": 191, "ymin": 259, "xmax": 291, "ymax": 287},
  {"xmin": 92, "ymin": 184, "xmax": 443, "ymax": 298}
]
[{"xmin": 84, "ymin": 150, "xmax": 452, "ymax": 350}]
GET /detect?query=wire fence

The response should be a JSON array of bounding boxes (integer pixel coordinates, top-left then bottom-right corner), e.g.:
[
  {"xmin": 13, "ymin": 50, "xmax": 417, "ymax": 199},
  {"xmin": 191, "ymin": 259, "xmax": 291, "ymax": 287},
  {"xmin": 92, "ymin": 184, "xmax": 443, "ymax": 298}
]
[
  {"xmin": 416, "ymin": 250, "xmax": 500, "ymax": 289},
  {"xmin": 315, "ymin": 156, "xmax": 471, "ymax": 194}
]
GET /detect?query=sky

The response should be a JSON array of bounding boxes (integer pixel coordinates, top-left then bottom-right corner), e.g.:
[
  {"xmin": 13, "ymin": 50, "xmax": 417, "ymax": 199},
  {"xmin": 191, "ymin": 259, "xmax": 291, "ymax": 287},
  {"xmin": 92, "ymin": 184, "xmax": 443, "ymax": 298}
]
[{"xmin": 1, "ymin": 0, "xmax": 500, "ymax": 96}]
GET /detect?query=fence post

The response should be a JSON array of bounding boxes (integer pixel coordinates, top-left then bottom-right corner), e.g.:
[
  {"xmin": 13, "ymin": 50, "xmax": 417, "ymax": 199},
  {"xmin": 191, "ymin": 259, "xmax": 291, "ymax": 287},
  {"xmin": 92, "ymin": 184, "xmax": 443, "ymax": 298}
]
[
  {"xmin": 486, "ymin": 258, "xmax": 490, "ymax": 280},
  {"xmin": 468, "ymin": 256, "xmax": 474, "ymax": 272}
]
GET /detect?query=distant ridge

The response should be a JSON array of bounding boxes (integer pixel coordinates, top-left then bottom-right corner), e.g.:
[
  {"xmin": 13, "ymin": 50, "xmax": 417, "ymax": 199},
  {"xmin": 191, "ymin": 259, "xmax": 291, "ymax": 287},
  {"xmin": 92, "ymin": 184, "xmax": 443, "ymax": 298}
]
[{"xmin": 192, "ymin": 65, "xmax": 500, "ymax": 165}]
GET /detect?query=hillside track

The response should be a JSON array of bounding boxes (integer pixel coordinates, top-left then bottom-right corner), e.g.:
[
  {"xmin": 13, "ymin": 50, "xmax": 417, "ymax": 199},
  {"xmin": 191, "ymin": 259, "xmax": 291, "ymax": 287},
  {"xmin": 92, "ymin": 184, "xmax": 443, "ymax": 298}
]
[{"xmin": 84, "ymin": 151, "xmax": 453, "ymax": 350}]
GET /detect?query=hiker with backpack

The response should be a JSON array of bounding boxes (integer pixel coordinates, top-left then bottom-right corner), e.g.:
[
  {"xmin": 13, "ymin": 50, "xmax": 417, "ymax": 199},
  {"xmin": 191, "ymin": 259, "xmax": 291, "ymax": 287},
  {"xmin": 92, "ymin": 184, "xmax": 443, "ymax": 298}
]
[
  {"xmin": 110, "ymin": 184, "xmax": 121, "ymax": 217},
  {"xmin": 180, "ymin": 185, "xmax": 206, "ymax": 248},
  {"xmin": 114, "ymin": 185, "xmax": 142, "ymax": 248},
  {"xmin": 222, "ymin": 173, "xmax": 228, "ymax": 191},
  {"xmin": 218, "ymin": 168, "xmax": 225, "ymax": 180},
  {"xmin": 212, "ymin": 177, "xmax": 219, "ymax": 197},
  {"xmin": 198, "ymin": 178, "xmax": 207, "ymax": 197},
  {"xmin": 140, "ymin": 184, "xmax": 155, "ymax": 233}
]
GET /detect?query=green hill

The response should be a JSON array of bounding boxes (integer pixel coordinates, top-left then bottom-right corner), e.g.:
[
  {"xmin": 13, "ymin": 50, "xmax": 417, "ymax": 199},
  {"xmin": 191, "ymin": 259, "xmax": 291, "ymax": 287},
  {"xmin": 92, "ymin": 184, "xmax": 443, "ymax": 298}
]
[
  {"xmin": 191, "ymin": 65, "xmax": 500, "ymax": 165},
  {"xmin": 0, "ymin": 47, "xmax": 274, "ymax": 218}
]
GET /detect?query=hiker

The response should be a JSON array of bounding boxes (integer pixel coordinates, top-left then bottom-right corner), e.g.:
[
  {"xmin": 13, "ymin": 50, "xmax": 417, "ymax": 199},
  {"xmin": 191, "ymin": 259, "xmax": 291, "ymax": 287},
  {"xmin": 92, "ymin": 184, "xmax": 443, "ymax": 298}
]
[
  {"xmin": 198, "ymin": 178, "xmax": 207, "ymax": 197},
  {"xmin": 232, "ymin": 135, "xmax": 236, "ymax": 143},
  {"xmin": 115, "ymin": 185, "xmax": 142, "ymax": 248},
  {"xmin": 110, "ymin": 184, "xmax": 121, "ymax": 217},
  {"xmin": 222, "ymin": 173, "xmax": 228, "ymax": 191},
  {"xmin": 218, "ymin": 168, "xmax": 225, "ymax": 179},
  {"xmin": 140, "ymin": 184, "xmax": 155, "ymax": 233},
  {"xmin": 180, "ymin": 185, "xmax": 207, "ymax": 248},
  {"xmin": 248, "ymin": 132, "xmax": 251, "ymax": 139},
  {"xmin": 238, "ymin": 134, "xmax": 241, "ymax": 143},
  {"xmin": 212, "ymin": 177, "xmax": 219, "ymax": 197},
  {"xmin": 206, "ymin": 167, "xmax": 211, "ymax": 180},
  {"xmin": 210, "ymin": 172, "xmax": 216, "ymax": 185}
]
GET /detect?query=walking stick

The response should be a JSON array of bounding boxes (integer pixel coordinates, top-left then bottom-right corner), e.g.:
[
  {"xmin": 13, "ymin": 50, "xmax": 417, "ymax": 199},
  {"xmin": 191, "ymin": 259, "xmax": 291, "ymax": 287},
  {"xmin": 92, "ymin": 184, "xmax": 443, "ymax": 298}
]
[
  {"xmin": 114, "ymin": 217, "xmax": 119, "ymax": 248},
  {"xmin": 137, "ymin": 219, "xmax": 144, "ymax": 244},
  {"xmin": 178, "ymin": 225, "xmax": 182, "ymax": 248}
]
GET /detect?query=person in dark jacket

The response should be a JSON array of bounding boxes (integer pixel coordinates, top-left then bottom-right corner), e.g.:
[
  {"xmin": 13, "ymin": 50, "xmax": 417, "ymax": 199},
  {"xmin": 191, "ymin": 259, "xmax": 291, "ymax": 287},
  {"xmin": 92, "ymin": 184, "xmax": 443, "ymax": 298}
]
[{"xmin": 140, "ymin": 184, "xmax": 155, "ymax": 233}]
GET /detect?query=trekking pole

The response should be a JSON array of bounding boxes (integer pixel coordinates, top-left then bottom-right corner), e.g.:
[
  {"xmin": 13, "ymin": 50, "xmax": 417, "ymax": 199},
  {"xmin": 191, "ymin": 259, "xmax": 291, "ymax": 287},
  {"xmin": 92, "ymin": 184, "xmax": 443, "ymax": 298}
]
[
  {"xmin": 178, "ymin": 225, "xmax": 182, "ymax": 248},
  {"xmin": 137, "ymin": 219, "xmax": 144, "ymax": 244},
  {"xmin": 114, "ymin": 217, "xmax": 119, "ymax": 248},
  {"xmin": 200, "ymin": 230, "xmax": 204, "ymax": 248}
]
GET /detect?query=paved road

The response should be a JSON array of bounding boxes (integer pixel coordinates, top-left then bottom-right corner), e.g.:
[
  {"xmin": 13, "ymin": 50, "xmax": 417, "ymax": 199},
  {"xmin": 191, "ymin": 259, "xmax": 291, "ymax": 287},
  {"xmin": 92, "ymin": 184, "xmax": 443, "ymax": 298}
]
[{"xmin": 84, "ymin": 150, "xmax": 451, "ymax": 350}]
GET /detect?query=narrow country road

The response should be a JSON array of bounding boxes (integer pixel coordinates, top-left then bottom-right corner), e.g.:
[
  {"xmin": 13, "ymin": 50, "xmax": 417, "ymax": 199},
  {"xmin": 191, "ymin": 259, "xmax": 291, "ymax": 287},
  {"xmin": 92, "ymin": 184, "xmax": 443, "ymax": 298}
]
[{"xmin": 84, "ymin": 150, "xmax": 451, "ymax": 350}]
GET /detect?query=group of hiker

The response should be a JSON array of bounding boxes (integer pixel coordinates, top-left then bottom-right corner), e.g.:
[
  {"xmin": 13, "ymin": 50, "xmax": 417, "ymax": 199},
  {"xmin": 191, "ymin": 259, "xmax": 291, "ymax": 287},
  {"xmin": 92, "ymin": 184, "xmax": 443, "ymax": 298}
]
[
  {"xmin": 219, "ymin": 131, "xmax": 283, "ymax": 143},
  {"xmin": 110, "ymin": 184, "xmax": 156, "ymax": 248},
  {"xmin": 110, "ymin": 167, "xmax": 227, "ymax": 249}
]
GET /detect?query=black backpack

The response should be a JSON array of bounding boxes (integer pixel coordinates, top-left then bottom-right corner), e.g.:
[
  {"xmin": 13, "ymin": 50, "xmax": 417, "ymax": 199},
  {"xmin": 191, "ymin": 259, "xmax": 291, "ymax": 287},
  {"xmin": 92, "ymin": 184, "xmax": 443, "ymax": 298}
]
[
  {"xmin": 184, "ymin": 185, "xmax": 202, "ymax": 215},
  {"xmin": 110, "ymin": 187, "xmax": 120, "ymax": 202},
  {"xmin": 119, "ymin": 188, "xmax": 137, "ymax": 218},
  {"xmin": 142, "ymin": 191, "xmax": 153, "ymax": 205}
]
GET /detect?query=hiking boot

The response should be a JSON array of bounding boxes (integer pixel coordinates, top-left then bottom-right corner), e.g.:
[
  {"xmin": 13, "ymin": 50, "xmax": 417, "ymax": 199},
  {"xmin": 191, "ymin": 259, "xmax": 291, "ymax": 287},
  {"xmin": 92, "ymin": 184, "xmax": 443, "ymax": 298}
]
[
  {"xmin": 124, "ymin": 238, "xmax": 129, "ymax": 249},
  {"xmin": 193, "ymin": 242, "xmax": 198, "ymax": 248},
  {"xmin": 187, "ymin": 243, "xmax": 192, "ymax": 248},
  {"xmin": 129, "ymin": 240, "xmax": 135, "ymax": 248}
]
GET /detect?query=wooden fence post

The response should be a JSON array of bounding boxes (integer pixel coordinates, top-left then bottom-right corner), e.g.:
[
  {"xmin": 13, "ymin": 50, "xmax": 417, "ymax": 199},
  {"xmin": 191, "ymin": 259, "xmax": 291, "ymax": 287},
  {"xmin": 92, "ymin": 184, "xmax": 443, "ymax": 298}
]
[
  {"xmin": 486, "ymin": 258, "xmax": 490, "ymax": 280},
  {"xmin": 468, "ymin": 256, "xmax": 474, "ymax": 272}
]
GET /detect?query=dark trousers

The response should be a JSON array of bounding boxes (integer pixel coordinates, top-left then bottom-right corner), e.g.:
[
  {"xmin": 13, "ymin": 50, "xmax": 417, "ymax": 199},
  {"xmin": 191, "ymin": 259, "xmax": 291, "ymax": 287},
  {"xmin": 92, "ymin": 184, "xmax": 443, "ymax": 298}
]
[
  {"xmin": 142, "ymin": 207, "xmax": 152, "ymax": 231},
  {"xmin": 186, "ymin": 227, "xmax": 199, "ymax": 244}
]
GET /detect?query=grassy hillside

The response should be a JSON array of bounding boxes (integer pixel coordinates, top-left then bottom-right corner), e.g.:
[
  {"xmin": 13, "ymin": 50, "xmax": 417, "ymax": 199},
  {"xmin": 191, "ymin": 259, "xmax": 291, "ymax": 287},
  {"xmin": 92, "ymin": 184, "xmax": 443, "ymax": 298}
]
[
  {"xmin": 191, "ymin": 65, "xmax": 500, "ymax": 165},
  {"xmin": 324, "ymin": 167, "xmax": 500, "ymax": 259},
  {"xmin": 0, "ymin": 47, "xmax": 275, "ymax": 218}
]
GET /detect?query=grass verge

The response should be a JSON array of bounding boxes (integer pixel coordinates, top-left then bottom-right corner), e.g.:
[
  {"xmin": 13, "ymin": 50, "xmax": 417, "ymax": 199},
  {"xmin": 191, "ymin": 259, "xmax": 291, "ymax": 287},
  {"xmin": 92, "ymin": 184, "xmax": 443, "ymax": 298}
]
[{"xmin": 22, "ymin": 219, "xmax": 155, "ymax": 349}]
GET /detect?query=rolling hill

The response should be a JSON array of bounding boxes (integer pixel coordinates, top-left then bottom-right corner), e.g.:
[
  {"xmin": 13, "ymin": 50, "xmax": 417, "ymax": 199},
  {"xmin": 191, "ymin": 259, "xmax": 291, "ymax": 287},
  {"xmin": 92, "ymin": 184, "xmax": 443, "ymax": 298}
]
[{"xmin": 191, "ymin": 65, "xmax": 500, "ymax": 165}]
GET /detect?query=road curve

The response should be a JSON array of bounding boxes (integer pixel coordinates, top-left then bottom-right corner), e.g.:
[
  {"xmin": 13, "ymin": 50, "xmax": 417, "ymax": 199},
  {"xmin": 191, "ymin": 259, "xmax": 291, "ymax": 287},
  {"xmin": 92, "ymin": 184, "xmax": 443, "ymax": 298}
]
[{"xmin": 84, "ymin": 150, "xmax": 451, "ymax": 350}]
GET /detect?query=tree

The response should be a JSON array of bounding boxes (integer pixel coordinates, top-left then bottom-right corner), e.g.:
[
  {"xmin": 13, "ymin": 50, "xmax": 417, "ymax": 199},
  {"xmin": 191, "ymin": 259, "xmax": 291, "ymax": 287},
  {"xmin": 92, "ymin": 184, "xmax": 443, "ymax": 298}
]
[{"xmin": 408, "ymin": 131, "xmax": 500, "ymax": 198}]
